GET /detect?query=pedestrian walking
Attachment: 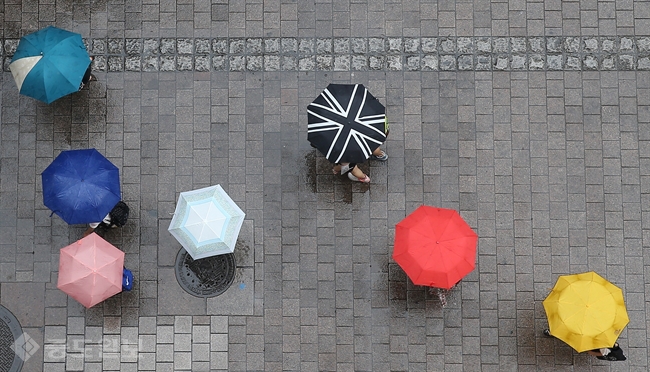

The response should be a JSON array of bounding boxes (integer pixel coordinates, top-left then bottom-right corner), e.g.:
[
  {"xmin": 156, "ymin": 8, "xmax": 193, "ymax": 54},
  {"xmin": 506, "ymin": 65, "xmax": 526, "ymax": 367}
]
[
  {"xmin": 10, "ymin": 26, "xmax": 93, "ymax": 103},
  {"xmin": 543, "ymin": 330, "xmax": 627, "ymax": 361},
  {"xmin": 83, "ymin": 201, "xmax": 130, "ymax": 237},
  {"xmin": 587, "ymin": 342, "xmax": 627, "ymax": 361},
  {"xmin": 79, "ymin": 56, "xmax": 96, "ymax": 90},
  {"xmin": 307, "ymin": 83, "xmax": 388, "ymax": 184}
]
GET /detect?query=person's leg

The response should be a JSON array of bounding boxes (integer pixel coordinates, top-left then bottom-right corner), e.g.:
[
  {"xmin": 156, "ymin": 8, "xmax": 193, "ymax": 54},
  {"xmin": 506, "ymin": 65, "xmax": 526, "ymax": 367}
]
[
  {"xmin": 83, "ymin": 226, "xmax": 95, "ymax": 237},
  {"xmin": 371, "ymin": 147, "xmax": 388, "ymax": 161},
  {"xmin": 80, "ymin": 57, "xmax": 95, "ymax": 89},
  {"xmin": 348, "ymin": 165, "xmax": 370, "ymax": 182},
  {"xmin": 334, "ymin": 163, "xmax": 353, "ymax": 175}
]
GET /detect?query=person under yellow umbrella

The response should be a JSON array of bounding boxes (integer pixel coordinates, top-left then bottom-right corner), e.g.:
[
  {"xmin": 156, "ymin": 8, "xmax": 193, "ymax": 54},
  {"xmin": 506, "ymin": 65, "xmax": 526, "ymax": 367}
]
[{"xmin": 542, "ymin": 271, "xmax": 628, "ymax": 361}]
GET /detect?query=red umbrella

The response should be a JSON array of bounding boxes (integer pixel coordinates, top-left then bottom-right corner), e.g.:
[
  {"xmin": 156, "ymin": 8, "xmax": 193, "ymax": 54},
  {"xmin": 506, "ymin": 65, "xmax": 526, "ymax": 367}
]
[
  {"xmin": 393, "ymin": 206, "xmax": 478, "ymax": 289},
  {"xmin": 57, "ymin": 233, "xmax": 124, "ymax": 308}
]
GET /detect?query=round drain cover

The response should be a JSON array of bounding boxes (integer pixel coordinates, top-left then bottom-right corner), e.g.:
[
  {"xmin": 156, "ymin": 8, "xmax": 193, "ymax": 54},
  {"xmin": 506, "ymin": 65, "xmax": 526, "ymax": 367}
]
[
  {"xmin": 0, "ymin": 305, "xmax": 25, "ymax": 372},
  {"xmin": 175, "ymin": 249, "xmax": 236, "ymax": 298}
]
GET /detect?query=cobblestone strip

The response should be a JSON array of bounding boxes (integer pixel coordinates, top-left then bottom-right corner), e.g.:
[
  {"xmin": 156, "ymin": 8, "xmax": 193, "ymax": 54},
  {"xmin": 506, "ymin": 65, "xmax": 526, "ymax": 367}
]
[
  {"xmin": 40, "ymin": 316, "xmax": 229, "ymax": 371},
  {"xmin": 3, "ymin": 36, "xmax": 650, "ymax": 72}
]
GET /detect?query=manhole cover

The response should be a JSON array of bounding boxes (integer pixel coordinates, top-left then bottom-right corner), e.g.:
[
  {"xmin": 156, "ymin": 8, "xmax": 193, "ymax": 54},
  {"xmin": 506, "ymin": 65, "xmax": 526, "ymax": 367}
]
[
  {"xmin": 0, "ymin": 305, "xmax": 25, "ymax": 372},
  {"xmin": 175, "ymin": 249, "xmax": 236, "ymax": 298}
]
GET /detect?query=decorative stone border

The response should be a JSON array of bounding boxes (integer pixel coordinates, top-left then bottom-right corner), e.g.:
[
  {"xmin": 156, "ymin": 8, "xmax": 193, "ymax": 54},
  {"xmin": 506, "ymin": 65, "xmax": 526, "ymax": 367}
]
[{"xmin": 3, "ymin": 36, "xmax": 650, "ymax": 72}]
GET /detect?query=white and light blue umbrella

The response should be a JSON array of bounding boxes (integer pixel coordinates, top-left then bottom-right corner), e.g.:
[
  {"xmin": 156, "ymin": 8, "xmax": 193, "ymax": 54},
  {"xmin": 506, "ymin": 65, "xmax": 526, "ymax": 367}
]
[
  {"xmin": 10, "ymin": 26, "xmax": 90, "ymax": 104},
  {"xmin": 168, "ymin": 185, "xmax": 245, "ymax": 260}
]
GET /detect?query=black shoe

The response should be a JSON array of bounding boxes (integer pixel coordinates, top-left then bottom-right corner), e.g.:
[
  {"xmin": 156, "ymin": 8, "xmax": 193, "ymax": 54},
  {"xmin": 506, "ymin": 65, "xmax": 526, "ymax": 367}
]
[{"xmin": 543, "ymin": 329, "xmax": 551, "ymax": 337}]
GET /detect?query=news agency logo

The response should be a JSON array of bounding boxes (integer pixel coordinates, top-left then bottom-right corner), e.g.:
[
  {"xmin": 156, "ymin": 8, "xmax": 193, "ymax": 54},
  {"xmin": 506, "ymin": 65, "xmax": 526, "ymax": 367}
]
[{"xmin": 11, "ymin": 332, "xmax": 40, "ymax": 362}]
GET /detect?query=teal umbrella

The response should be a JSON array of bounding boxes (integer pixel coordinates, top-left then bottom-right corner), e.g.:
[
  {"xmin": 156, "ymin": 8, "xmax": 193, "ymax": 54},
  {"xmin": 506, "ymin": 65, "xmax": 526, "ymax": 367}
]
[{"xmin": 9, "ymin": 26, "xmax": 90, "ymax": 104}]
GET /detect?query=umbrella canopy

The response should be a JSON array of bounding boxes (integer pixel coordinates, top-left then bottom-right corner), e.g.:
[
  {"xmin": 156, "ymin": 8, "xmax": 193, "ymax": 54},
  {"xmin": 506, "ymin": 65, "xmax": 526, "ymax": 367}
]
[
  {"xmin": 57, "ymin": 233, "xmax": 125, "ymax": 308},
  {"xmin": 168, "ymin": 185, "xmax": 246, "ymax": 260},
  {"xmin": 42, "ymin": 148, "xmax": 121, "ymax": 225},
  {"xmin": 308, "ymin": 83, "xmax": 387, "ymax": 164},
  {"xmin": 393, "ymin": 206, "xmax": 478, "ymax": 289},
  {"xmin": 543, "ymin": 271, "xmax": 629, "ymax": 352},
  {"xmin": 10, "ymin": 26, "xmax": 91, "ymax": 104}
]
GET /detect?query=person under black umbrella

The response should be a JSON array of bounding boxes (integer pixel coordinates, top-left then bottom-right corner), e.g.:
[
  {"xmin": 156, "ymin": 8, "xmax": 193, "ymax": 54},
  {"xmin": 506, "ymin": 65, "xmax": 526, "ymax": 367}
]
[{"xmin": 308, "ymin": 83, "xmax": 388, "ymax": 183}]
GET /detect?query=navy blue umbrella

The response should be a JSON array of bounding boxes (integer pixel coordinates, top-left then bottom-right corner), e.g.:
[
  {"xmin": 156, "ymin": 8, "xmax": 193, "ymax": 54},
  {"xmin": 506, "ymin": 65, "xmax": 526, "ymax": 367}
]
[
  {"xmin": 42, "ymin": 149, "xmax": 121, "ymax": 225},
  {"xmin": 307, "ymin": 84, "xmax": 387, "ymax": 164}
]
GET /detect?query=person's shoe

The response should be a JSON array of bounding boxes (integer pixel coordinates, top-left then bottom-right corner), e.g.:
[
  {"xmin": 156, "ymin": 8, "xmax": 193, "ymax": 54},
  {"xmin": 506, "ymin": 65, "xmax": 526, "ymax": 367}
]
[
  {"xmin": 370, "ymin": 150, "xmax": 388, "ymax": 161},
  {"xmin": 348, "ymin": 172, "xmax": 370, "ymax": 183},
  {"xmin": 543, "ymin": 329, "xmax": 551, "ymax": 337}
]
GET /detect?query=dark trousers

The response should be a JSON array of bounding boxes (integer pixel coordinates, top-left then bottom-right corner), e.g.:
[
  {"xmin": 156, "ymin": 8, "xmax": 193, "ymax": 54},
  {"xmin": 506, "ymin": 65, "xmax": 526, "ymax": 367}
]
[{"xmin": 82, "ymin": 65, "xmax": 92, "ymax": 85}]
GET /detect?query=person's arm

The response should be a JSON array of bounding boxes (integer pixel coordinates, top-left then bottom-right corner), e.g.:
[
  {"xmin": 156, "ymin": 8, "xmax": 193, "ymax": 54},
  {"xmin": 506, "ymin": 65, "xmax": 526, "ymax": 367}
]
[
  {"xmin": 83, "ymin": 222, "xmax": 100, "ymax": 238},
  {"xmin": 83, "ymin": 226, "xmax": 95, "ymax": 237}
]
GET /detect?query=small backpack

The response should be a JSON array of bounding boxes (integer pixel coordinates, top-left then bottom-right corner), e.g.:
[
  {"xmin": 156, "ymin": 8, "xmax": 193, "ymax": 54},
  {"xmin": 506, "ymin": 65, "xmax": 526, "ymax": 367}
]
[
  {"xmin": 596, "ymin": 345, "xmax": 627, "ymax": 361},
  {"xmin": 107, "ymin": 201, "xmax": 130, "ymax": 227}
]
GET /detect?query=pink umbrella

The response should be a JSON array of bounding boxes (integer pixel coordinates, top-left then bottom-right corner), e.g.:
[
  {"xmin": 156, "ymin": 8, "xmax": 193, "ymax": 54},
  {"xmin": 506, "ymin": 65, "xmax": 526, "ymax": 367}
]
[{"xmin": 57, "ymin": 233, "xmax": 124, "ymax": 308}]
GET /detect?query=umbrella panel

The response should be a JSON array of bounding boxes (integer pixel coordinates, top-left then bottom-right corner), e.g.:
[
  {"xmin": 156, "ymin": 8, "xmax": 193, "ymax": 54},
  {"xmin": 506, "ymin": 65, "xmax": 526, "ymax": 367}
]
[{"xmin": 182, "ymin": 200, "xmax": 230, "ymax": 245}]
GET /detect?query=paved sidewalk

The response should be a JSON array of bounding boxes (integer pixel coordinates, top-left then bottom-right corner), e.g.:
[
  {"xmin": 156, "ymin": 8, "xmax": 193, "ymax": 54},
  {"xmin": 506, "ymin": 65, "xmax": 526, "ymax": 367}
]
[{"xmin": 1, "ymin": 1, "xmax": 650, "ymax": 371}]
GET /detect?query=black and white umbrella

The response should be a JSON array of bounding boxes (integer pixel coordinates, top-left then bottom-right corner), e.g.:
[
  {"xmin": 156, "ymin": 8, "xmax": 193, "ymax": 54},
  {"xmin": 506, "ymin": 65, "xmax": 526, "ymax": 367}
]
[{"xmin": 308, "ymin": 84, "xmax": 387, "ymax": 164}]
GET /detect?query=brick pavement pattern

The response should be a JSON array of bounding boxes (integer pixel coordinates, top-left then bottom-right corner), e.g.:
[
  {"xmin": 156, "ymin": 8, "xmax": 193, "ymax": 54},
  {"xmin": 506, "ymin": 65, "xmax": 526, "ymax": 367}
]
[{"xmin": 1, "ymin": 0, "xmax": 650, "ymax": 371}]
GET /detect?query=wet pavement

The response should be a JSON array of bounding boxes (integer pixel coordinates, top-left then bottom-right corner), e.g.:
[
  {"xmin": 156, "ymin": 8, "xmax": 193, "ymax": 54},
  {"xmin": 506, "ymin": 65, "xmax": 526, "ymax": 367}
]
[{"xmin": 1, "ymin": 1, "xmax": 650, "ymax": 371}]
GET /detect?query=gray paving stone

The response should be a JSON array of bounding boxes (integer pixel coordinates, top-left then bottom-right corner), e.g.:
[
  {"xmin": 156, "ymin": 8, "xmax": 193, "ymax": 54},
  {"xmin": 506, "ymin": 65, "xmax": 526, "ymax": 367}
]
[
  {"xmin": 91, "ymin": 39, "xmax": 106, "ymax": 54},
  {"xmin": 177, "ymin": 55, "xmax": 193, "ymax": 70},
  {"xmin": 246, "ymin": 38, "xmax": 263, "ymax": 54},
  {"xmin": 67, "ymin": 317, "xmax": 85, "ymax": 335},
  {"xmin": 160, "ymin": 39, "xmax": 176, "ymax": 54},
  {"xmin": 333, "ymin": 38, "xmax": 349, "ymax": 54},
  {"xmin": 316, "ymin": 38, "xmax": 332, "ymax": 54},
  {"xmin": 173, "ymin": 352, "xmax": 192, "ymax": 370},
  {"xmin": 107, "ymin": 56, "xmax": 124, "ymax": 71},
  {"xmin": 156, "ymin": 326, "xmax": 174, "ymax": 344},
  {"xmin": 125, "ymin": 39, "xmax": 141, "ymax": 55},
  {"xmin": 368, "ymin": 38, "xmax": 385, "ymax": 53},
  {"xmin": 125, "ymin": 56, "xmax": 141, "ymax": 71}
]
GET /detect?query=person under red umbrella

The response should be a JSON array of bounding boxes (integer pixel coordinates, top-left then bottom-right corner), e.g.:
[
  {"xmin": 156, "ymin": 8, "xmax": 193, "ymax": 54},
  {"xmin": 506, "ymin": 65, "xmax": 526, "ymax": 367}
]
[{"xmin": 393, "ymin": 206, "xmax": 478, "ymax": 290}]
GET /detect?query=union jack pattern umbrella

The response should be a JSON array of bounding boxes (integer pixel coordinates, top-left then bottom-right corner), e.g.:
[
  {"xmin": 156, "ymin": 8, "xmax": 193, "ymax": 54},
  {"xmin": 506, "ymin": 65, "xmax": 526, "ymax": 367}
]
[{"xmin": 308, "ymin": 84, "xmax": 387, "ymax": 164}]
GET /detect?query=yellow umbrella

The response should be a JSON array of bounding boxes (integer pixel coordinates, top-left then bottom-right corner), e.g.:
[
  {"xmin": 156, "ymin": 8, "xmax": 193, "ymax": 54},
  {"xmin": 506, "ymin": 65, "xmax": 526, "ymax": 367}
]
[{"xmin": 543, "ymin": 271, "xmax": 629, "ymax": 352}]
